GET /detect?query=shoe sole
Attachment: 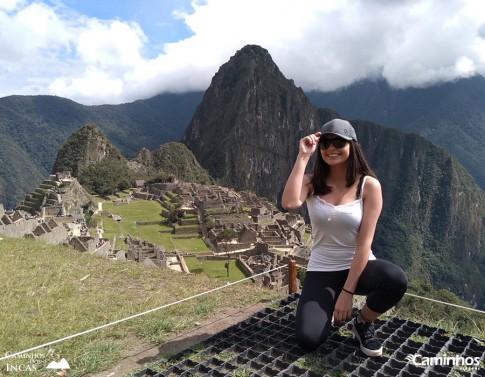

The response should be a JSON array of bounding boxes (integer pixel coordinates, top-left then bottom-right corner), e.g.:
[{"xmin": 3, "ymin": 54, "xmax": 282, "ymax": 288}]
[{"xmin": 352, "ymin": 327, "xmax": 383, "ymax": 357}]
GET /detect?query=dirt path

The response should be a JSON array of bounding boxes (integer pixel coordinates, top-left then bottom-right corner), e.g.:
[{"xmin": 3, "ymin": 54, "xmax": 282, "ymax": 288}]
[{"xmin": 89, "ymin": 301, "xmax": 273, "ymax": 377}]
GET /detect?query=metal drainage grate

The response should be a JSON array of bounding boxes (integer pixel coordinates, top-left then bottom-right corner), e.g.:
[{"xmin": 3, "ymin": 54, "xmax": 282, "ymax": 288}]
[{"xmin": 135, "ymin": 293, "xmax": 485, "ymax": 377}]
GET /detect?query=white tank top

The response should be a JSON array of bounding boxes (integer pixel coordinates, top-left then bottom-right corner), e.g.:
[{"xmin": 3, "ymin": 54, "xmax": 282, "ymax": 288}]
[{"xmin": 306, "ymin": 176, "xmax": 376, "ymax": 271}]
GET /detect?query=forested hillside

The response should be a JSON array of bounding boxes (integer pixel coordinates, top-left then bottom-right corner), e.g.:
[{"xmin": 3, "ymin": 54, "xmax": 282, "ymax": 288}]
[
  {"xmin": 0, "ymin": 92, "xmax": 203, "ymax": 207},
  {"xmin": 51, "ymin": 125, "xmax": 212, "ymax": 196}
]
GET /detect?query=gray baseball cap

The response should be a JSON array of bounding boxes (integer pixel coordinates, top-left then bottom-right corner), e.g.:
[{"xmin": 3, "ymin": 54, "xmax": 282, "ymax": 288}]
[{"xmin": 320, "ymin": 119, "xmax": 357, "ymax": 141}]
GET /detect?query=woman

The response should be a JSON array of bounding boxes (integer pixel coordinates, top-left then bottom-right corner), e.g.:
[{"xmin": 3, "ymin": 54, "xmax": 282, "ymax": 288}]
[{"xmin": 282, "ymin": 118, "xmax": 407, "ymax": 357}]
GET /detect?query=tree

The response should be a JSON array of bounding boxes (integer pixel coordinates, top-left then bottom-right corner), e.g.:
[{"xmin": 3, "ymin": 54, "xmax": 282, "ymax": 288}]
[
  {"xmin": 215, "ymin": 229, "xmax": 237, "ymax": 243},
  {"xmin": 216, "ymin": 229, "xmax": 238, "ymax": 276}
]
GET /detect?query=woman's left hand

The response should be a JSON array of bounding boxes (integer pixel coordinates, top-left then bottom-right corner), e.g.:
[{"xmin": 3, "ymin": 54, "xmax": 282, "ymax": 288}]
[{"xmin": 333, "ymin": 292, "xmax": 353, "ymax": 324}]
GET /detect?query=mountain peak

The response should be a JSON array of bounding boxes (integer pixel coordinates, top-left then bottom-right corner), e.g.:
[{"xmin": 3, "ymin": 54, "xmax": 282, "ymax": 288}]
[
  {"xmin": 227, "ymin": 44, "xmax": 277, "ymax": 70},
  {"xmin": 52, "ymin": 124, "xmax": 123, "ymax": 177},
  {"xmin": 182, "ymin": 44, "xmax": 332, "ymax": 200},
  {"xmin": 195, "ymin": 44, "xmax": 291, "ymax": 112}
]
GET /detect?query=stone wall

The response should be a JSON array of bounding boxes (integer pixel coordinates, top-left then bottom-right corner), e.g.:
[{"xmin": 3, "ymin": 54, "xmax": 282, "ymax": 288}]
[
  {"xmin": 216, "ymin": 242, "xmax": 252, "ymax": 253},
  {"xmin": 37, "ymin": 225, "xmax": 70, "ymax": 245},
  {"xmin": 173, "ymin": 225, "xmax": 200, "ymax": 234},
  {"xmin": 132, "ymin": 192, "xmax": 154, "ymax": 200},
  {"xmin": 236, "ymin": 258, "xmax": 263, "ymax": 286},
  {"xmin": 0, "ymin": 217, "xmax": 38, "ymax": 238}
]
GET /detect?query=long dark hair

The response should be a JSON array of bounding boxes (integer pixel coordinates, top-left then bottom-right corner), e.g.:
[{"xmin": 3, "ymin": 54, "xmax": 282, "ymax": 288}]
[{"xmin": 311, "ymin": 140, "xmax": 377, "ymax": 196}]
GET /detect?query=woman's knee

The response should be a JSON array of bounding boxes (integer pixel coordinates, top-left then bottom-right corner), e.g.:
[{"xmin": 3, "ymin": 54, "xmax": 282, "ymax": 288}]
[
  {"xmin": 365, "ymin": 262, "xmax": 408, "ymax": 313},
  {"xmin": 372, "ymin": 260, "xmax": 408, "ymax": 294},
  {"xmin": 389, "ymin": 264, "xmax": 408, "ymax": 295},
  {"xmin": 296, "ymin": 328, "xmax": 326, "ymax": 351},
  {"xmin": 295, "ymin": 313, "xmax": 332, "ymax": 352}
]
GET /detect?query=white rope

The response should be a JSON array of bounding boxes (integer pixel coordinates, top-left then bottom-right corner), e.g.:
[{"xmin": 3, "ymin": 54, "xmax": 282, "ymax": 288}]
[
  {"xmin": 3, "ymin": 262, "xmax": 483, "ymax": 362},
  {"xmin": 294, "ymin": 263, "xmax": 485, "ymax": 315},
  {"xmin": 0, "ymin": 265, "xmax": 286, "ymax": 362},
  {"xmin": 403, "ymin": 292, "xmax": 485, "ymax": 315}
]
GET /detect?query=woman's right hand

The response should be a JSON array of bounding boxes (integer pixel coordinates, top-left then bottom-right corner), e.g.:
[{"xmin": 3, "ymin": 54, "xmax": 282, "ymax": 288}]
[
  {"xmin": 282, "ymin": 132, "xmax": 320, "ymax": 210},
  {"xmin": 299, "ymin": 132, "xmax": 321, "ymax": 157}
]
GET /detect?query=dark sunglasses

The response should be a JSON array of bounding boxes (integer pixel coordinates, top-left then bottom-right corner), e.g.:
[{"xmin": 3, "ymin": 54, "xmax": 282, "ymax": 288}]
[{"xmin": 319, "ymin": 137, "xmax": 349, "ymax": 149}]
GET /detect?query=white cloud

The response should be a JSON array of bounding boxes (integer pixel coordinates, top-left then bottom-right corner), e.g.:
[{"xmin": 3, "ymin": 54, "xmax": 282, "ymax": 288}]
[
  {"xmin": 0, "ymin": 0, "xmax": 26, "ymax": 12},
  {"xmin": 1, "ymin": 0, "xmax": 485, "ymax": 104}
]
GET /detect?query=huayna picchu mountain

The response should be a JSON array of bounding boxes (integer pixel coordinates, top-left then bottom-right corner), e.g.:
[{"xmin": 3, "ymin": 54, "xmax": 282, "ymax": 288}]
[
  {"xmin": 182, "ymin": 44, "xmax": 485, "ymax": 308},
  {"xmin": 183, "ymin": 45, "xmax": 338, "ymax": 199}
]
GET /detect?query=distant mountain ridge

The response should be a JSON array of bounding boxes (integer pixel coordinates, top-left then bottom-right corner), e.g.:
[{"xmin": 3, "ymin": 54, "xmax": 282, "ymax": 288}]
[
  {"xmin": 306, "ymin": 76, "xmax": 485, "ymax": 188},
  {"xmin": 0, "ymin": 92, "xmax": 203, "ymax": 207},
  {"xmin": 182, "ymin": 45, "xmax": 485, "ymax": 308},
  {"xmin": 3, "ymin": 62, "xmax": 485, "ymax": 207}
]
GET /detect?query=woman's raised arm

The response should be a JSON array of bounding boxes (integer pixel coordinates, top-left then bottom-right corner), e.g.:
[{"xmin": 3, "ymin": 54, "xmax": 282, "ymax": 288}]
[{"xmin": 281, "ymin": 132, "xmax": 320, "ymax": 210}]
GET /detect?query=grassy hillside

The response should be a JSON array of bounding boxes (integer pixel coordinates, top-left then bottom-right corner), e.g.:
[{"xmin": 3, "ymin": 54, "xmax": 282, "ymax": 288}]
[
  {"xmin": 1, "ymin": 235, "xmax": 483, "ymax": 376},
  {"xmin": 0, "ymin": 237, "xmax": 283, "ymax": 376}
]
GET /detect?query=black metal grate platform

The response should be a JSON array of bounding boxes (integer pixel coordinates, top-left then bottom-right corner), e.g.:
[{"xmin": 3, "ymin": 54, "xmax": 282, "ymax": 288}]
[{"xmin": 135, "ymin": 293, "xmax": 485, "ymax": 376}]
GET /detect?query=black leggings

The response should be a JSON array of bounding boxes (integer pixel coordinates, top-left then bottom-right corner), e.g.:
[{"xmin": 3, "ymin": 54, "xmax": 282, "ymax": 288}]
[{"xmin": 296, "ymin": 259, "xmax": 408, "ymax": 351}]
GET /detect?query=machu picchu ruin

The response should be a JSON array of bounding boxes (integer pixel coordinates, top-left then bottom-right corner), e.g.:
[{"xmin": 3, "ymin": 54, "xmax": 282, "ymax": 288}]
[{"xmin": 0, "ymin": 173, "xmax": 311, "ymax": 290}]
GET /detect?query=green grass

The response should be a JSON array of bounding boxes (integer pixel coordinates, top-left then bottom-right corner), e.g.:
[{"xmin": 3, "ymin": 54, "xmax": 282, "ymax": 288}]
[
  {"xmin": 171, "ymin": 237, "xmax": 209, "ymax": 252},
  {"xmin": 100, "ymin": 200, "xmax": 164, "ymax": 222},
  {"xmin": 0, "ymin": 237, "xmax": 284, "ymax": 376},
  {"xmin": 184, "ymin": 257, "xmax": 247, "ymax": 282},
  {"xmin": 91, "ymin": 199, "xmax": 210, "ymax": 253}
]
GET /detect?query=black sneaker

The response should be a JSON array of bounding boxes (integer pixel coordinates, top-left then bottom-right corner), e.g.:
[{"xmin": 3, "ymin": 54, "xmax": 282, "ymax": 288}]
[{"xmin": 352, "ymin": 317, "xmax": 383, "ymax": 357}]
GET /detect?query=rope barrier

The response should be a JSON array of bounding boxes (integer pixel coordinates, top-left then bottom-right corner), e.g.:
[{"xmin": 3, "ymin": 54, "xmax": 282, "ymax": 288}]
[
  {"xmin": 294, "ymin": 263, "xmax": 485, "ymax": 315},
  {"xmin": 0, "ymin": 265, "xmax": 287, "ymax": 362},
  {"xmin": 403, "ymin": 292, "xmax": 485, "ymax": 315},
  {"xmin": 2, "ymin": 261, "xmax": 484, "ymax": 362}
]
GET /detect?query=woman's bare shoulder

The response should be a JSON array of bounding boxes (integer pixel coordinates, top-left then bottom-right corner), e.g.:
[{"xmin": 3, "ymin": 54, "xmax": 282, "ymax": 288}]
[
  {"xmin": 363, "ymin": 176, "xmax": 381, "ymax": 196},
  {"xmin": 365, "ymin": 176, "xmax": 381, "ymax": 188}
]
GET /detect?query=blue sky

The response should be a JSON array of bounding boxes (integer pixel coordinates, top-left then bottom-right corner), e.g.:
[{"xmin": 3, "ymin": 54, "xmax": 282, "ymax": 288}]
[
  {"xmin": 1, "ymin": 0, "xmax": 485, "ymax": 105},
  {"xmin": 60, "ymin": 0, "xmax": 194, "ymax": 53}
]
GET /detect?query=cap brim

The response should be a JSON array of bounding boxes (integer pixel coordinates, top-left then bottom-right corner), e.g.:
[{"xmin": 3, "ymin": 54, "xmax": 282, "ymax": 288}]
[{"xmin": 322, "ymin": 132, "xmax": 353, "ymax": 141}]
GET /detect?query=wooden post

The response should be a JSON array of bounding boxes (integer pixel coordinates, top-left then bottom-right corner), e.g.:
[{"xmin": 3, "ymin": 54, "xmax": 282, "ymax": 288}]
[{"xmin": 288, "ymin": 259, "xmax": 297, "ymax": 294}]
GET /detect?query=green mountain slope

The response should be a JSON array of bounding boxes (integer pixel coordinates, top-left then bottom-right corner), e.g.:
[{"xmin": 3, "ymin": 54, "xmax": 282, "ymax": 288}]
[
  {"xmin": 0, "ymin": 92, "xmax": 203, "ymax": 207},
  {"xmin": 355, "ymin": 120, "xmax": 485, "ymax": 301},
  {"xmin": 51, "ymin": 125, "xmax": 212, "ymax": 196},
  {"xmin": 0, "ymin": 131, "xmax": 46, "ymax": 207},
  {"xmin": 131, "ymin": 142, "xmax": 213, "ymax": 185}
]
